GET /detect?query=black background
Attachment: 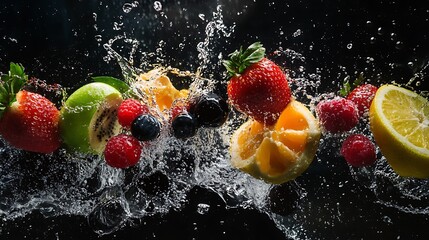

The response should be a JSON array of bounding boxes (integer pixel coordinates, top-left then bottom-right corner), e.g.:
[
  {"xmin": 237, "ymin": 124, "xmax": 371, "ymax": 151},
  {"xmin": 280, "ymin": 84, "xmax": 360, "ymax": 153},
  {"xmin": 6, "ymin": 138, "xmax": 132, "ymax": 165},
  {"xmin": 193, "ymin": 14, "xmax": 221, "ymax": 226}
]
[{"xmin": 1, "ymin": 0, "xmax": 429, "ymax": 239}]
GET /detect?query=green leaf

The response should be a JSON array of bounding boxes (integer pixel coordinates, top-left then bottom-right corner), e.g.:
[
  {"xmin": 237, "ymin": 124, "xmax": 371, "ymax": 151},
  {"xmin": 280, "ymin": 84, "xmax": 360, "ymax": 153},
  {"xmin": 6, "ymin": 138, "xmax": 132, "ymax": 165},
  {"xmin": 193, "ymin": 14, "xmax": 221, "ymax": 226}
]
[
  {"xmin": 339, "ymin": 80, "xmax": 351, "ymax": 97},
  {"xmin": 9, "ymin": 62, "xmax": 27, "ymax": 81},
  {"xmin": 223, "ymin": 42, "xmax": 266, "ymax": 76},
  {"xmin": 92, "ymin": 76, "xmax": 130, "ymax": 93},
  {"xmin": 353, "ymin": 72, "xmax": 364, "ymax": 87},
  {"xmin": 0, "ymin": 85, "xmax": 8, "ymax": 104},
  {"xmin": 10, "ymin": 75, "xmax": 25, "ymax": 95},
  {"xmin": 10, "ymin": 62, "xmax": 24, "ymax": 76}
]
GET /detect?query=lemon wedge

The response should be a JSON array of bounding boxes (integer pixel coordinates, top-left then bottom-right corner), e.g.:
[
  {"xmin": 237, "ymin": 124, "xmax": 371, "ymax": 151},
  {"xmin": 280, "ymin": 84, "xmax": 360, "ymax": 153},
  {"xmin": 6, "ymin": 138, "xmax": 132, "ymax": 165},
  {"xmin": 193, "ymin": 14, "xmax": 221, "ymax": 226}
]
[{"xmin": 369, "ymin": 84, "xmax": 429, "ymax": 178}]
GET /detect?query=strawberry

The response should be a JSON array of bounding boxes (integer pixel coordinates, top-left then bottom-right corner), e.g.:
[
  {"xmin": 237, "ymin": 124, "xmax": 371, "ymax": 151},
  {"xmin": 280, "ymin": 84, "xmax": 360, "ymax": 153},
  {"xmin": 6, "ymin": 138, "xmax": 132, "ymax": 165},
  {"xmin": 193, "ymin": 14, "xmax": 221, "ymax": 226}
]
[
  {"xmin": 316, "ymin": 97, "xmax": 359, "ymax": 133},
  {"xmin": 346, "ymin": 84, "xmax": 378, "ymax": 117},
  {"xmin": 117, "ymin": 98, "xmax": 149, "ymax": 129},
  {"xmin": 0, "ymin": 63, "xmax": 60, "ymax": 153},
  {"xmin": 103, "ymin": 134, "xmax": 142, "ymax": 168},
  {"xmin": 341, "ymin": 134, "xmax": 376, "ymax": 167},
  {"xmin": 223, "ymin": 42, "xmax": 292, "ymax": 125}
]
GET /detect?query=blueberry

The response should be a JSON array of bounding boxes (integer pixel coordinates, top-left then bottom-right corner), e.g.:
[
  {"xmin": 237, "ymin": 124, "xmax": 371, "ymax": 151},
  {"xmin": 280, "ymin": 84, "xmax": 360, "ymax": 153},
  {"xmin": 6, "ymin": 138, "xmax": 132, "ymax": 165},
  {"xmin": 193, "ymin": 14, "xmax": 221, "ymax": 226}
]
[
  {"xmin": 171, "ymin": 112, "xmax": 198, "ymax": 139},
  {"xmin": 190, "ymin": 93, "xmax": 229, "ymax": 128},
  {"xmin": 131, "ymin": 114, "xmax": 161, "ymax": 141}
]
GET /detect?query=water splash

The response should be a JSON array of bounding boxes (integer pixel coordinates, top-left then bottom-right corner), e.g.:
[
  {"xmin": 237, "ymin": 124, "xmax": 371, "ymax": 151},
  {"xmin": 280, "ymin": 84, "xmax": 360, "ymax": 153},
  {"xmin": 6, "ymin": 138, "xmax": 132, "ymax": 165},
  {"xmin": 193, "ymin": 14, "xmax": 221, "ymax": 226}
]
[{"xmin": 1, "ymin": 2, "xmax": 428, "ymax": 239}]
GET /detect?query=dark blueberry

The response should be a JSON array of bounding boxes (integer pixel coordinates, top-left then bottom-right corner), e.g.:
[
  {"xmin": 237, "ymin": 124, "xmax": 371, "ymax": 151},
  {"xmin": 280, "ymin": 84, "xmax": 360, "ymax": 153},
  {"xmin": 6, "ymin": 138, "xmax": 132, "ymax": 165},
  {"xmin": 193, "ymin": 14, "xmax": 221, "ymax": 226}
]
[
  {"xmin": 190, "ymin": 93, "xmax": 229, "ymax": 128},
  {"xmin": 131, "ymin": 114, "xmax": 161, "ymax": 141},
  {"xmin": 171, "ymin": 112, "xmax": 198, "ymax": 139}
]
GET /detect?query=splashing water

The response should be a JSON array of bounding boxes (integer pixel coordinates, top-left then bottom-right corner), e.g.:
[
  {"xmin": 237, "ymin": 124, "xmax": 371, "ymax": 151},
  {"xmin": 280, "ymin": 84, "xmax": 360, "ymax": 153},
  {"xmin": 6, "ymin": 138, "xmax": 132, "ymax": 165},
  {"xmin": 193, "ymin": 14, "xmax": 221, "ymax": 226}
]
[{"xmin": 1, "ymin": 2, "xmax": 428, "ymax": 240}]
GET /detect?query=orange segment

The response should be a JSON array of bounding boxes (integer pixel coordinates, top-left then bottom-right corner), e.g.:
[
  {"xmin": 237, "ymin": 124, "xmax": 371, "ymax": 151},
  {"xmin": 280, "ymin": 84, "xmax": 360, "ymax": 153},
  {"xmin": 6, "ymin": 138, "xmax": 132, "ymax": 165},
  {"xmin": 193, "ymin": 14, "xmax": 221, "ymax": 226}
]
[
  {"xmin": 230, "ymin": 100, "xmax": 321, "ymax": 184},
  {"xmin": 256, "ymin": 138, "xmax": 297, "ymax": 177},
  {"xmin": 272, "ymin": 130, "xmax": 307, "ymax": 153},
  {"xmin": 136, "ymin": 69, "xmax": 189, "ymax": 112},
  {"xmin": 275, "ymin": 103, "xmax": 309, "ymax": 131},
  {"xmin": 237, "ymin": 120, "xmax": 265, "ymax": 160}
]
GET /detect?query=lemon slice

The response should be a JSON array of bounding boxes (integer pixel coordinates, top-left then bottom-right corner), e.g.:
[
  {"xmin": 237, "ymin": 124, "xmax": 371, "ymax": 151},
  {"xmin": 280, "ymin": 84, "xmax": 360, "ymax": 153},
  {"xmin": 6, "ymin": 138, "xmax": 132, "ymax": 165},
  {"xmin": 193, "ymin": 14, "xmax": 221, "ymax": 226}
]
[
  {"xmin": 369, "ymin": 84, "xmax": 429, "ymax": 178},
  {"xmin": 230, "ymin": 100, "xmax": 321, "ymax": 184}
]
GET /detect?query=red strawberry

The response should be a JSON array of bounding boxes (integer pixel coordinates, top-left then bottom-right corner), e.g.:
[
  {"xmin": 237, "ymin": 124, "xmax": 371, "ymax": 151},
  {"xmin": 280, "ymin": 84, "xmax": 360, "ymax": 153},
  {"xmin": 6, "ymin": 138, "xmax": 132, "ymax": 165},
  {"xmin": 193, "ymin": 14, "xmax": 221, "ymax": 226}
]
[
  {"xmin": 316, "ymin": 97, "xmax": 359, "ymax": 133},
  {"xmin": 341, "ymin": 134, "xmax": 376, "ymax": 167},
  {"xmin": 347, "ymin": 84, "xmax": 378, "ymax": 117},
  {"xmin": 223, "ymin": 42, "xmax": 292, "ymax": 125},
  {"xmin": 117, "ymin": 98, "xmax": 149, "ymax": 129},
  {"xmin": 103, "ymin": 134, "xmax": 142, "ymax": 168},
  {"xmin": 0, "ymin": 63, "xmax": 61, "ymax": 153}
]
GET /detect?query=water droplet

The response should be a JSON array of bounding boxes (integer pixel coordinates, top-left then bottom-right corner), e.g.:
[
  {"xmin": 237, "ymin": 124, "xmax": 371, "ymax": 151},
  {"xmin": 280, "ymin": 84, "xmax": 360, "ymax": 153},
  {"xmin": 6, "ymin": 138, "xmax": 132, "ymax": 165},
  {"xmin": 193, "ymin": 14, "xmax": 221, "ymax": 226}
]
[
  {"xmin": 8, "ymin": 37, "xmax": 18, "ymax": 43},
  {"xmin": 377, "ymin": 27, "xmax": 384, "ymax": 35},
  {"xmin": 123, "ymin": 1, "xmax": 138, "ymax": 13},
  {"xmin": 292, "ymin": 29, "xmax": 302, "ymax": 37},
  {"xmin": 382, "ymin": 215, "xmax": 392, "ymax": 224},
  {"xmin": 370, "ymin": 37, "xmax": 376, "ymax": 44},
  {"xmin": 154, "ymin": 1, "xmax": 162, "ymax": 11},
  {"xmin": 395, "ymin": 41, "xmax": 404, "ymax": 50},
  {"xmin": 196, "ymin": 203, "xmax": 210, "ymax": 214},
  {"xmin": 95, "ymin": 35, "xmax": 102, "ymax": 42}
]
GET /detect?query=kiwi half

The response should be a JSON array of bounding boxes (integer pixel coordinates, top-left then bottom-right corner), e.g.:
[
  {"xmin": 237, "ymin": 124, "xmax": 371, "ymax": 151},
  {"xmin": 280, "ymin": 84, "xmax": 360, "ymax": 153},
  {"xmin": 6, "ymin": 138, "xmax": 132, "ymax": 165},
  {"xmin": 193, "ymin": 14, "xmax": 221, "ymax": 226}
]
[{"xmin": 60, "ymin": 82, "xmax": 123, "ymax": 154}]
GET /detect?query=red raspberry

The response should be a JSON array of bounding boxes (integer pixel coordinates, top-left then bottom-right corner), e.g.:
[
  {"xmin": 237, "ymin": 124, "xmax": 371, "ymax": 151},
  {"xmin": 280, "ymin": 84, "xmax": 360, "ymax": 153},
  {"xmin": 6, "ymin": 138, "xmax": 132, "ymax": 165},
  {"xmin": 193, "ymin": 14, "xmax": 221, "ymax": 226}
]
[
  {"xmin": 103, "ymin": 134, "xmax": 142, "ymax": 169},
  {"xmin": 117, "ymin": 99, "xmax": 149, "ymax": 129},
  {"xmin": 347, "ymin": 84, "xmax": 378, "ymax": 117},
  {"xmin": 316, "ymin": 97, "xmax": 359, "ymax": 133},
  {"xmin": 341, "ymin": 134, "xmax": 376, "ymax": 167}
]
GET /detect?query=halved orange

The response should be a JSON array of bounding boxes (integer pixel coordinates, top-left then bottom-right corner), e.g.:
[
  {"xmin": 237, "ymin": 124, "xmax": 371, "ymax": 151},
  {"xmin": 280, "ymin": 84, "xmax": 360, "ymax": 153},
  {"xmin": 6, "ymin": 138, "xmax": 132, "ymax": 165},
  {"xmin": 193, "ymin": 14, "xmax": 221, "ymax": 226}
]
[
  {"xmin": 230, "ymin": 100, "xmax": 321, "ymax": 184},
  {"xmin": 135, "ymin": 68, "xmax": 189, "ymax": 112}
]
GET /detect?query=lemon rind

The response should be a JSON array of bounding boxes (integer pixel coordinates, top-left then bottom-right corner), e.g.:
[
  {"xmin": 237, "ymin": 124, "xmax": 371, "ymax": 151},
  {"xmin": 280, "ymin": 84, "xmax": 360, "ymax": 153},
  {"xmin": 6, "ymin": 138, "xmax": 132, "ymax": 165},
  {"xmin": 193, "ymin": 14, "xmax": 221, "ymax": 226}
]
[{"xmin": 372, "ymin": 84, "xmax": 429, "ymax": 157}]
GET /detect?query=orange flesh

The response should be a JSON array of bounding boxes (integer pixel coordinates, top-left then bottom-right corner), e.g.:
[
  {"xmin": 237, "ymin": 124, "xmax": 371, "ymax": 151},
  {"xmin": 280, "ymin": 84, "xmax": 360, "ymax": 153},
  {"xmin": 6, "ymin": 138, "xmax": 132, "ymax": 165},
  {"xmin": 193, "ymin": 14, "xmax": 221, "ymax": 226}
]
[
  {"xmin": 237, "ymin": 101, "xmax": 310, "ymax": 176},
  {"xmin": 139, "ymin": 72, "xmax": 189, "ymax": 112},
  {"xmin": 238, "ymin": 120, "xmax": 265, "ymax": 160},
  {"xmin": 275, "ymin": 103, "xmax": 309, "ymax": 131}
]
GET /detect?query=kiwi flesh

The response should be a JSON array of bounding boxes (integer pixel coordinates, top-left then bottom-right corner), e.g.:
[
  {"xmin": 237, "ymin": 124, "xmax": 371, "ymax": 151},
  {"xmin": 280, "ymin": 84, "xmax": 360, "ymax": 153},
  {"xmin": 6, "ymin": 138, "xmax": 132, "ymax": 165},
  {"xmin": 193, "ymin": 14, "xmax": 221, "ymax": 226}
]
[
  {"xmin": 88, "ymin": 94, "xmax": 122, "ymax": 153},
  {"xmin": 60, "ymin": 82, "xmax": 123, "ymax": 154}
]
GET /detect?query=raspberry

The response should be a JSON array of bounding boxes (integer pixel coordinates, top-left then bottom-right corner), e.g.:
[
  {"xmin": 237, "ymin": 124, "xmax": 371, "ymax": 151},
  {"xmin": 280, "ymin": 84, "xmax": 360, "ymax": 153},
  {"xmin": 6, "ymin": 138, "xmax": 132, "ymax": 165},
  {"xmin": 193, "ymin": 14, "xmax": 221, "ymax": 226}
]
[
  {"xmin": 104, "ymin": 134, "xmax": 142, "ymax": 169},
  {"xmin": 117, "ymin": 99, "xmax": 149, "ymax": 129},
  {"xmin": 341, "ymin": 134, "xmax": 376, "ymax": 167},
  {"xmin": 316, "ymin": 97, "xmax": 359, "ymax": 133},
  {"xmin": 347, "ymin": 84, "xmax": 378, "ymax": 117}
]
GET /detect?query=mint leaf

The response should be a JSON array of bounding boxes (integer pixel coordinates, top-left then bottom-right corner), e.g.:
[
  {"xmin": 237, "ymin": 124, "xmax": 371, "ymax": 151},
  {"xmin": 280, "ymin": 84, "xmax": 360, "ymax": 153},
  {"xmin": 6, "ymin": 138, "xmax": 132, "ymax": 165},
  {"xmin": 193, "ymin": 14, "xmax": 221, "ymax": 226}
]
[{"xmin": 92, "ymin": 76, "xmax": 130, "ymax": 93}]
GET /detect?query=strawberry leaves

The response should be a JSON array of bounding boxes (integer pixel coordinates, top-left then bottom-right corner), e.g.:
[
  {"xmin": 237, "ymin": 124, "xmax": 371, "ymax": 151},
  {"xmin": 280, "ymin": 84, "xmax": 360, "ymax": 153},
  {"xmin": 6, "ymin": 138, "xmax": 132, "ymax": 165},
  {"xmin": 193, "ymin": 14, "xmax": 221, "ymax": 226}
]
[
  {"xmin": 0, "ymin": 63, "xmax": 28, "ymax": 117},
  {"xmin": 339, "ymin": 73, "xmax": 364, "ymax": 97},
  {"xmin": 223, "ymin": 42, "xmax": 265, "ymax": 76}
]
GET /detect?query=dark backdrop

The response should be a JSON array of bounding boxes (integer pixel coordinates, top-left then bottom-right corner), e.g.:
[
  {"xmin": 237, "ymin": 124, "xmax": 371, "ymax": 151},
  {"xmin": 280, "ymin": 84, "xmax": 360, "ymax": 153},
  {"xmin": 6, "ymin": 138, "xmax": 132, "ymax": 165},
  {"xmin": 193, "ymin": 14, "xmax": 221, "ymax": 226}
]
[{"xmin": 1, "ymin": 0, "xmax": 429, "ymax": 239}]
